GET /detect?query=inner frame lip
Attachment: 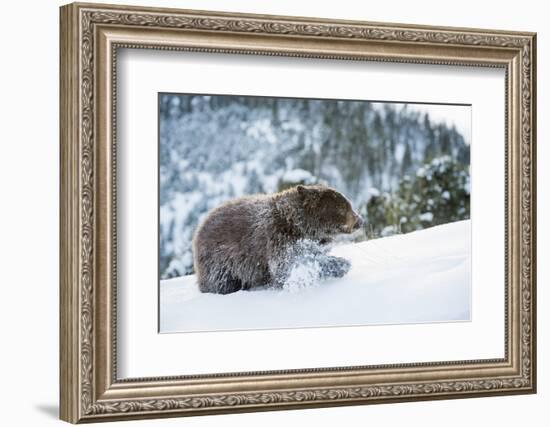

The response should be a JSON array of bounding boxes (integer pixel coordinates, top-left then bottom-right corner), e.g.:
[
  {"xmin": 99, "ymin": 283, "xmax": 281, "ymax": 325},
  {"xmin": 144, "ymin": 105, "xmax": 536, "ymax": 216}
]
[{"xmin": 106, "ymin": 41, "xmax": 511, "ymax": 386}]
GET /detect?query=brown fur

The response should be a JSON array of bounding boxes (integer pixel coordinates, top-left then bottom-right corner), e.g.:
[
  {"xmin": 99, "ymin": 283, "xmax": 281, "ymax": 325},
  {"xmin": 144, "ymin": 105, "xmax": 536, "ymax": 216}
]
[{"xmin": 192, "ymin": 184, "xmax": 363, "ymax": 294}]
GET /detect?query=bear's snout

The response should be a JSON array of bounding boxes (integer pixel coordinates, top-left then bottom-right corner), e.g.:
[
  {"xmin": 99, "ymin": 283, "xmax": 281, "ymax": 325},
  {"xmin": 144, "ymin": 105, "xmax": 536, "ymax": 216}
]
[
  {"xmin": 352, "ymin": 214, "xmax": 364, "ymax": 230},
  {"xmin": 344, "ymin": 210, "xmax": 364, "ymax": 233}
]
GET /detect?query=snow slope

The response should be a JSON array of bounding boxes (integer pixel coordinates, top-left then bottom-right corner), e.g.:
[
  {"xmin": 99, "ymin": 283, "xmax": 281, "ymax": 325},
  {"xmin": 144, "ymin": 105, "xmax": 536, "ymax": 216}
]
[{"xmin": 160, "ymin": 220, "xmax": 471, "ymax": 333}]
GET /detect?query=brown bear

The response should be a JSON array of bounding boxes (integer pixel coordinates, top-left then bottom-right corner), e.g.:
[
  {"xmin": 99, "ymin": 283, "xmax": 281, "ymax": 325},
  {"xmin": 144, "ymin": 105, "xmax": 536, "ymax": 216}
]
[{"xmin": 192, "ymin": 184, "xmax": 364, "ymax": 294}]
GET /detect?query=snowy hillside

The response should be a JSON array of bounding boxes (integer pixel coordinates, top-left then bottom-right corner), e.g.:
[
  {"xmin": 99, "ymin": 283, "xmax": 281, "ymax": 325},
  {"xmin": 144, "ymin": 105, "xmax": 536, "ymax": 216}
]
[{"xmin": 160, "ymin": 220, "xmax": 471, "ymax": 333}]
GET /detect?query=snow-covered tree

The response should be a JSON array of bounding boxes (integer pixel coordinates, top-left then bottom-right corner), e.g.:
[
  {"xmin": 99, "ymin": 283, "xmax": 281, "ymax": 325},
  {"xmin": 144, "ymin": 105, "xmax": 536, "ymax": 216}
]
[{"xmin": 363, "ymin": 156, "xmax": 470, "ymax": 237}]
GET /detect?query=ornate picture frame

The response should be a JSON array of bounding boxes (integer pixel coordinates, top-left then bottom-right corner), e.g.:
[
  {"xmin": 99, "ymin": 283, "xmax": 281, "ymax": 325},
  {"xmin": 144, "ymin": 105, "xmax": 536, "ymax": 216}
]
[{"xmin": 60, "ymin": 2, "xmax": 536, "ymax": 423}]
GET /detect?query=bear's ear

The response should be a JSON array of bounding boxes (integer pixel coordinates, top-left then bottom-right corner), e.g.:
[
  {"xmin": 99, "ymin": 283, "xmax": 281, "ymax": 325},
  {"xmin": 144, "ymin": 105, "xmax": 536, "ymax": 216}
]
[
  {"xmin": 297, "ymin": 185, "xmax": 320, "ymax": 201},
  {"xmin": 296, "ymin": 185, "xmax": 308, "ymax": 197}
]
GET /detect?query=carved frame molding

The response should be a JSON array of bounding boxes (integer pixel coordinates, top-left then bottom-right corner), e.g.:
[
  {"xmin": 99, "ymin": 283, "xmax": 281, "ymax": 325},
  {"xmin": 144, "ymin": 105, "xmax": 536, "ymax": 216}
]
[{"xmin": 60, "ymin": 2, "xmax": 536, "ymax": 423}]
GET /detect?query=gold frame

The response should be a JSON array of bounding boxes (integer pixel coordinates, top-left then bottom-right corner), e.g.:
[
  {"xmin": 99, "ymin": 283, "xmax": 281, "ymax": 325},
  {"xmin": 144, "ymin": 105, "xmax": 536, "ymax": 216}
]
[{"xmin": 60, "ymin": 2, "xmax": 537, "ymax": 423}]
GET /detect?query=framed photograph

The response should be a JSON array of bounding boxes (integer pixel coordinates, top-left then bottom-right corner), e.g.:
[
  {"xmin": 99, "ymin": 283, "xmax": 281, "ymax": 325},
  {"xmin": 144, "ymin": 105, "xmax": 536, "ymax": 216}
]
[{"xmin": 60, "ymin": 2, "xmax": 537, "ymax": 423}]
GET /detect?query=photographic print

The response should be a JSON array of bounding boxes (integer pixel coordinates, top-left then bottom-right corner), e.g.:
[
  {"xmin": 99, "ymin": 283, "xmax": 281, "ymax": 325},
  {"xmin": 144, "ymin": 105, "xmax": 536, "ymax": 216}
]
[{"xmin": 159, "ymin": 94, "xmax": 471, "ymax": 333}]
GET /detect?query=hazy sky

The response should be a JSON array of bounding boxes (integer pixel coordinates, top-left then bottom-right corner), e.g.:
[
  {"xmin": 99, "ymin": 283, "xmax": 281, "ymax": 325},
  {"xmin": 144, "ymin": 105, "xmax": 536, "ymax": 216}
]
[{"xmin": 402, "ymin": 103, "xmax": 471, "ymax": 145}]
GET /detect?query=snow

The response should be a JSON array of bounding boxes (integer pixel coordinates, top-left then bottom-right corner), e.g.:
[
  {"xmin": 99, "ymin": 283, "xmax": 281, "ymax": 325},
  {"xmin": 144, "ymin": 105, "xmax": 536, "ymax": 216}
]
[
  {"xmin": 381, "ymin": 225, "xmax": 397, "ymax": 237},
  {"xmin": 394, "ymin": 143, "xmax": 406, "ymax": 162},
  {"xmin": 419, "ymin": 212, "xmax": 434, "ymax": 222},
  {"xmin": 246, "ymin": 118, "xmax": 278, "ymax": 144},
  {"xmin": 281, "ymin": 168, "xmax": 315, "ymax": 183},
  {"xmin": 367, "ymin": 187, "xmax": 380, "ymax": 197},
  {"xmin": 284, "ymin": 261, "xmax": 322, "ymax": 293},
  {"xmin": 160, "ymin": 220, "xmax": 471, "ymax": 333}
]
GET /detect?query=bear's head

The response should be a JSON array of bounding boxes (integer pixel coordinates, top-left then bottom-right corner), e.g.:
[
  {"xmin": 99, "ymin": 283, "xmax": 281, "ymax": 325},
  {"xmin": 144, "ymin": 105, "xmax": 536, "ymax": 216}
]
[{"xmin": 295, "ymin": 184, "xmax": 364, "ymax": 238}]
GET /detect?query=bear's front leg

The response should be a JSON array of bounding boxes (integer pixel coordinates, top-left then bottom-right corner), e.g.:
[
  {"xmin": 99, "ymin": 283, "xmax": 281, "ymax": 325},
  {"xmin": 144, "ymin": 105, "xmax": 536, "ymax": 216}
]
[
  {"xmin": 319, "ymin": 255, "xmax": 351, "ymax": 279},
  {"xmin": 266, "ymin": 253, "xmax": 291, "ymax": 289}
]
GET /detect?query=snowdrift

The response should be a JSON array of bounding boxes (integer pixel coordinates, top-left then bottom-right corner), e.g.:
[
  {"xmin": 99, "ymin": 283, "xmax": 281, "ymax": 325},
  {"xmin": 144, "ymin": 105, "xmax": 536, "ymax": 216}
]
[{"xmin": 160, "ymin": 220, "xmax": 471, "ymax": 333}]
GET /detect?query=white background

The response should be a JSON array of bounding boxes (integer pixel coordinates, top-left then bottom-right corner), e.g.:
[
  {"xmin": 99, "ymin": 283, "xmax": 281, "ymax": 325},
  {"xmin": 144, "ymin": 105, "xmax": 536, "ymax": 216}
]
[
  {"xmin": 0, "ymin": 0, "xmax": 546, "ymax": 426},
  {"xmin": 118, "ymin": 49, "xmax": 503, "ymax": 377}
]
